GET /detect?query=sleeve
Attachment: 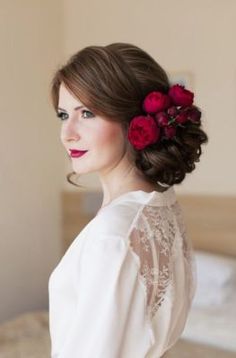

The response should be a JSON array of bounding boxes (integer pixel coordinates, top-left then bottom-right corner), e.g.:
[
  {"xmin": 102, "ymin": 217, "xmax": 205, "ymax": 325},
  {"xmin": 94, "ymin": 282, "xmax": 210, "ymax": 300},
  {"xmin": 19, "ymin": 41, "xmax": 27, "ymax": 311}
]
[{"xmin": 58, "ymin": 234, "xmax": 153, "ymax": 358}]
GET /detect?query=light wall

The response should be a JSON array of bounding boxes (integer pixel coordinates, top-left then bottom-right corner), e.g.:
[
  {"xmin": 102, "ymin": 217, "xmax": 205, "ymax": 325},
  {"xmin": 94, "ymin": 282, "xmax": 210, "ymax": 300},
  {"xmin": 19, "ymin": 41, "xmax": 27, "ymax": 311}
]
[
  {"xmin": 0, "ymin": 1, "xmax": 64, "ymax": 322},
  {"xmin": 62, "ymin": 0, "xmax": 236, "ymax": 196}
]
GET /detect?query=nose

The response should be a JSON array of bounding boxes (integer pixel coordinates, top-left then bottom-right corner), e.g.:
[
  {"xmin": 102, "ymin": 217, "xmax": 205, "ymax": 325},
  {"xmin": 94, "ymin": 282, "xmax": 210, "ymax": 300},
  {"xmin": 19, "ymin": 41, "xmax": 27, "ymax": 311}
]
[{"xmin": 61, "ymin": 117, "xmax": 80, "ymax": 142}]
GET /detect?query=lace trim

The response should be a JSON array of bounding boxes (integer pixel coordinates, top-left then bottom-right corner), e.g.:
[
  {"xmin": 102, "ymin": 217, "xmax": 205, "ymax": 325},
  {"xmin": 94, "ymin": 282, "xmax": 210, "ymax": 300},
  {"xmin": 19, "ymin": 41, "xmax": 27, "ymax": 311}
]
[
  {"xmin": 128, "ymin": 200, "xmax": 195, "ymax": 320},
  {"xmin": 174, "ymin": 201, "xmax": 197, "ymax": 302}
]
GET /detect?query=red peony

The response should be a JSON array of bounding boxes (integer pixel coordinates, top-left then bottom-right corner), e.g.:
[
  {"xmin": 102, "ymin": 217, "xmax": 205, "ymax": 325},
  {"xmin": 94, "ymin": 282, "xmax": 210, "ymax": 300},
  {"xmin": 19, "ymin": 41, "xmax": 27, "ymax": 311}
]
[
  {"xmin": 163, "ymin": 125, "xmax": 176, "ymax": 139},
  {"xmin": 168, "ymin": 84, "xmax": 194, "ymax": 107},
  {"xmin": 127, "ymin": 115, "xmax": 160, "ymax": 150},
  {"xmin": 175, "ymin": 111, "xmax": 189, "ymax": 124},
  {"xmin": 142, "ymin": 91, "xmax": 171, "ymax": 113},
  {"xmin": 186, "ymin": 106, "xmax": 202, "ymax": 122},
  {"xmin": 155, "ymin": 112, "xmax": 169, "ymax": 127},
  {"xmin": 167, "ymin": 106, "xmax": 178, "ymax": 117}
]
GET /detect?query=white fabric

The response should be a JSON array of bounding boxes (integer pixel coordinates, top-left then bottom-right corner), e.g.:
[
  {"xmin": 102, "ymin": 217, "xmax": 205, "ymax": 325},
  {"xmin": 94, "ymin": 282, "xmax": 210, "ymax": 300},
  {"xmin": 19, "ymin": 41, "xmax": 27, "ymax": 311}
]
[
  {"xmin": 192, "ymin": 250, "xmax": 236, "ymax": 307},
  {"xmin": 48, "ymin": 186, "xmax": 196, "ymax": 358}
]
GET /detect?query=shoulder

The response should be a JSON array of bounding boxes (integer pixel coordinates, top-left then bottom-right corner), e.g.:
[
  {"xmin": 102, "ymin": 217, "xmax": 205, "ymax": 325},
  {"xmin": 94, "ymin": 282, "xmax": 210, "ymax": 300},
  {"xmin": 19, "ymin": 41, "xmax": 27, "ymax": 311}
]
[{"xmin": 89, "ymin": 201, "xmax": 143, "ymax": 240}]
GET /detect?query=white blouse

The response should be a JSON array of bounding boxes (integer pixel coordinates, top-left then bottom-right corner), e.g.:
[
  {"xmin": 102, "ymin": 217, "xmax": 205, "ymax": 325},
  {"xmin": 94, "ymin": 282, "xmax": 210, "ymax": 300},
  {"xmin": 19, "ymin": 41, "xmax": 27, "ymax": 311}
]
[{"xmin": 48, "ymin": 185, "xmax": 197, "ymax": 358}]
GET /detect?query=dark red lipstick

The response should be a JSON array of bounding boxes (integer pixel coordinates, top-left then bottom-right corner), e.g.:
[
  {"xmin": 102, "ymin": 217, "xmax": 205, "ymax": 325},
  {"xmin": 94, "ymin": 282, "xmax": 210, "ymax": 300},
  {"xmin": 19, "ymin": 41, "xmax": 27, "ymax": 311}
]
[{"xmin": 69, "ymin": 149, "xmax": 88, "ymax": 158}]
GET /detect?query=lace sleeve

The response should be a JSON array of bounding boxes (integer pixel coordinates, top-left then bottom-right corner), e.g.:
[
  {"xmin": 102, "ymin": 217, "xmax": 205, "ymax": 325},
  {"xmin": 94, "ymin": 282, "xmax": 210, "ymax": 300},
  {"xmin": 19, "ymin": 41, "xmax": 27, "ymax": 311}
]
[
  {"xmin": 127, "ymin": 200, "xmax": 196, "ymax": 322},
  {"xmin": 174, "ymin": 201, "xmax": 197, "ymax": 303}
]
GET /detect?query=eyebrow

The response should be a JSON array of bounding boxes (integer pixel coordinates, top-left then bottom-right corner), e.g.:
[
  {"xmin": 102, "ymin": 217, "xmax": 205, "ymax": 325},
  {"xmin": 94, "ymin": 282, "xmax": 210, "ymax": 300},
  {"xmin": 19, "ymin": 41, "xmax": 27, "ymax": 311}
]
[{"xmin": 57, "ymin": 105, "xmax": 84, "ymax": 112}]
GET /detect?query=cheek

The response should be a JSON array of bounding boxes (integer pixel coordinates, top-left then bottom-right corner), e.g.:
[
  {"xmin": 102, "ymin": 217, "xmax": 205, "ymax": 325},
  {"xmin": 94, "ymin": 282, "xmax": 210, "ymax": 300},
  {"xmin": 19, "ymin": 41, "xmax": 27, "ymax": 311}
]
[{"xmin": 94, "ymin": 122, "xmax": 125, "ymax": 149}]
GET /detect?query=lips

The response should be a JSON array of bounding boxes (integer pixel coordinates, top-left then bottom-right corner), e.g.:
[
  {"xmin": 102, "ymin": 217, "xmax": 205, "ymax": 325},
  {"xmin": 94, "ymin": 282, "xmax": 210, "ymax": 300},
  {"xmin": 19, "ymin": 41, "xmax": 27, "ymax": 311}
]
[{"xmin": 69, "ymin": 149, "xmax": 88, "ymax": 158}]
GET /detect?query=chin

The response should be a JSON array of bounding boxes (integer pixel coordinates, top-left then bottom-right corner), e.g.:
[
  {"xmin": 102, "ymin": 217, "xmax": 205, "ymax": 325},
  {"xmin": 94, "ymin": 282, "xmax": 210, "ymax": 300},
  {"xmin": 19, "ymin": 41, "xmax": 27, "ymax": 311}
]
[{"xmin": 72, "ymin": 164, "xmax": 92, "ymax": 175}]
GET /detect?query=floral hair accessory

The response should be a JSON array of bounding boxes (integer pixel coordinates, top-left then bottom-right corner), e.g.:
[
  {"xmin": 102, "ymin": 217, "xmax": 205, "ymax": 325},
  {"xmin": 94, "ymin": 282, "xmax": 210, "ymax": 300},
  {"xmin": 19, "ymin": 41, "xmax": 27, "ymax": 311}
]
[
  {"xmin": 127, "ymin": 84, "xmax": 201, "ymax": 150},
  {"xmin": 127, "ymin": 114, "xmax": 160, "ymax": 150},
  {"xmin": 142, "ymin": 91, "xmax": 171, "ymax": 113},
  {"xmin": 169, "ymin": 84, "xmax": 194, "ymax": 106}
]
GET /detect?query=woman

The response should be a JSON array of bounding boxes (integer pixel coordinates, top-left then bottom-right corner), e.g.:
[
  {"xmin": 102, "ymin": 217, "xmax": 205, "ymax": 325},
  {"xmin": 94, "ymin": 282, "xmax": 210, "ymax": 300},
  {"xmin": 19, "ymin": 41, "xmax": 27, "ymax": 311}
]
[{"xmin": 48, "ymin": 42, "xmax": 208, "ymax": 357}]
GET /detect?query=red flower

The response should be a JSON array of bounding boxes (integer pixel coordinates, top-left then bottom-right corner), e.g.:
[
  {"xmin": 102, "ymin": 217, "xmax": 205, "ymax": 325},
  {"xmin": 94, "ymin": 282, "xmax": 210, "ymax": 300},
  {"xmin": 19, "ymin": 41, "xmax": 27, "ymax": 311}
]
[
  {"xmin": 168, "ymin": 84, "xmax": 194, "ymax": 107},
  {"xmin": 175, "ymin": 111, "xmax": 189, "ymax": 124},
  {"xmin": 155, "ymin": 112, "xmax": 169, "ymax": 127},
  {"xmin": 163, "ymin": 125, "xmax": 176, "ymax": 139},
  {"xmin": 143, "ymin": 91, "xmax": 171, "ymax": 113},
  {"xmin": 186, "ymin": 106, "xmax": 202, "ymax": 122},
  {"xmin": 127, "ymin": 115, "xmax": 160, "ymax": 150},
  {"xmin": 167, "ymin": 106, "xmax": 178, "ymax": 117}
]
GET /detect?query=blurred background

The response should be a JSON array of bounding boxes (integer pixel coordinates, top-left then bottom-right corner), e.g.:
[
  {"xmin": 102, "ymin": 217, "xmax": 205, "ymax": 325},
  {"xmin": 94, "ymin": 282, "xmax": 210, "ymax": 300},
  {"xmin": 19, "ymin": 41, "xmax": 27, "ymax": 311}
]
[{"xmin": 0, "ymin": 0, "xmax": 235, "ymax": 357}]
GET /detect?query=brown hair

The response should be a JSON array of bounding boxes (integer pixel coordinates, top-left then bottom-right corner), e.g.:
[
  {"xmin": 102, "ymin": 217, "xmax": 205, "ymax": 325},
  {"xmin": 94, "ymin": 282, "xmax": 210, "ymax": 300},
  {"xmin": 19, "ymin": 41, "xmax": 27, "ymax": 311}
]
[{"xmin": 50, "ymin": 42, "xmax": 208, "ymax": 188}]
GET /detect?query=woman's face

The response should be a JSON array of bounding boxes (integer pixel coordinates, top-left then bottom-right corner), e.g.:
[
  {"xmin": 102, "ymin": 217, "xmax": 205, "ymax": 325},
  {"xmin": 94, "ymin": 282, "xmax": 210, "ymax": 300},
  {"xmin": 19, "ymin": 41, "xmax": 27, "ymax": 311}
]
[{"xmin": 58, "ymin": 83, "xmax": 127, "ymax": 175}]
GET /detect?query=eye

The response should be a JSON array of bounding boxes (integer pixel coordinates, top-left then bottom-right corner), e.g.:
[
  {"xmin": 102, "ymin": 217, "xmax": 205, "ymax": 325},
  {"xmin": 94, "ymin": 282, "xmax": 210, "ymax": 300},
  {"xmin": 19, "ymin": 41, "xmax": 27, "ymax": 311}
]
[
  {"xmin": 57, "ymin": 111, "xmax": 68, "ymax": 120},
  {"xmin": 56, "ymin": 110, "xmax": 94, "ymax": 121},
  {"xmin": 81, "ymin": 110, "xmax": 95, "ymax": 119}
]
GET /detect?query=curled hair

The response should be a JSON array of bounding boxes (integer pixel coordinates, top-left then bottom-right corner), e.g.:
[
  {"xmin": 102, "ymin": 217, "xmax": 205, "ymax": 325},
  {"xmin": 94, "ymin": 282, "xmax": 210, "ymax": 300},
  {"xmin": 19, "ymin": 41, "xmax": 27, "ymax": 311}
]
[{"xmin": 50, "ymin": 42, "xmax": 208, "ymax": 188}]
